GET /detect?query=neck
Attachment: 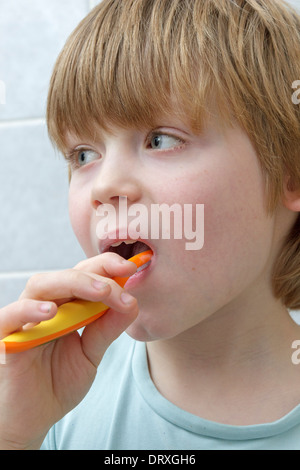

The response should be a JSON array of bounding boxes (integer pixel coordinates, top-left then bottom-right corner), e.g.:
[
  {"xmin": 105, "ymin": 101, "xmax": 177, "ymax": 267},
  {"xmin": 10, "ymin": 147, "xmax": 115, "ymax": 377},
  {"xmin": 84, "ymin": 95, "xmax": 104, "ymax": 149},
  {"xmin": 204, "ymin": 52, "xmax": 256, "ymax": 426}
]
[{"xmin": 146, "ymin": 284, "xmax": 300, "ymax": 424}]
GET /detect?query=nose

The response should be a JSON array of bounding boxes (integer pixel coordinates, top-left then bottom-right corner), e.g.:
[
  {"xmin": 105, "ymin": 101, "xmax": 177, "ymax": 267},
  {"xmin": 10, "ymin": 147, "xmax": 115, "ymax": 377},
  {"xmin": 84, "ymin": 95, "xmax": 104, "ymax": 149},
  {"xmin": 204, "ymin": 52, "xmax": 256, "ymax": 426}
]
[{"xmin": 91, "ymin": 148, "xmax": 142, "ymax": 209}]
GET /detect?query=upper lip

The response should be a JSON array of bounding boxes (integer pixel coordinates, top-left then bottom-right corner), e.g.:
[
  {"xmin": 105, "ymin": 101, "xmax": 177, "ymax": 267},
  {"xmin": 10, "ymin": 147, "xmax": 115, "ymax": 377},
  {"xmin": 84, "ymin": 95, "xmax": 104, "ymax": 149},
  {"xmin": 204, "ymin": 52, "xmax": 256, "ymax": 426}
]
[{"xmin": 98, "ymin": 230, "xmax": 154, "ymax": 255}]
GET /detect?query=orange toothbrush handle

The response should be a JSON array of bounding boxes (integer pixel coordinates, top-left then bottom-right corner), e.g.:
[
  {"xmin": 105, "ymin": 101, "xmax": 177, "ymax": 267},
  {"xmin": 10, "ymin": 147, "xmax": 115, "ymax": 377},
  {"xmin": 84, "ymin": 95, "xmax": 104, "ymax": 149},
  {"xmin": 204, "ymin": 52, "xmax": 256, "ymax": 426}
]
[{"xmin": 0, "ymin": 250, "xmax": 152, "ymax": 354}]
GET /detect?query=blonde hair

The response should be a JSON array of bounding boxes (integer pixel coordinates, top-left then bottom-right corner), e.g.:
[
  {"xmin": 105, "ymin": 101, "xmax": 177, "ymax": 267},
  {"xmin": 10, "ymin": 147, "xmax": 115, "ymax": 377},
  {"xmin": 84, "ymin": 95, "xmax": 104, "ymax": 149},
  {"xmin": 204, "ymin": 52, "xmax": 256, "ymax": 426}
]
[{"xmin": 47, "ymin": 0, "xmax": 300, "ymax": 309}]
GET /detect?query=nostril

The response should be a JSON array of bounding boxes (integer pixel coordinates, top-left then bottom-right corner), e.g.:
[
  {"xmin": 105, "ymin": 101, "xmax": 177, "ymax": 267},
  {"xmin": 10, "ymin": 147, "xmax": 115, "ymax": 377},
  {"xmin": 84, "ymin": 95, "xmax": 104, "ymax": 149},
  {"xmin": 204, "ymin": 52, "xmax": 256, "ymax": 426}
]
[
  {"xmin": 92, "ymin": 199, "xmax": 101, "ymax": 210},
  {"xmin": 92, "ymin": 195, "xmax": 127, "ymax": 210}
]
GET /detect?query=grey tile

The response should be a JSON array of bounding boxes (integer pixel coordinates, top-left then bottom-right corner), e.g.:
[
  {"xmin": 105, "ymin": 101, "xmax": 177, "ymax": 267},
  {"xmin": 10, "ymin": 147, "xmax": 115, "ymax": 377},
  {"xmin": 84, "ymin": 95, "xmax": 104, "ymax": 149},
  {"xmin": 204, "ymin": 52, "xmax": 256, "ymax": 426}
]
[
  {"xmin": 0, "ymin": 121, "xmax": 85, "ymax": 272},
  {"xmin": 290, "ymin": 310, "xmax": 300, "ymax": 325},
  {"xmin": 287, "ymin": 0, "xmax": 300, "ymax": 11},
  {"xmin": 0, "ymin": 0, "xmax": 89, "ymax": 121},
  {"xmin": 89, "ymin": 0, "xmax": 101, "ymax": 9},
  {"xmin": 0, "ymin": 272, "xmax": 32, "ymax": 308}
]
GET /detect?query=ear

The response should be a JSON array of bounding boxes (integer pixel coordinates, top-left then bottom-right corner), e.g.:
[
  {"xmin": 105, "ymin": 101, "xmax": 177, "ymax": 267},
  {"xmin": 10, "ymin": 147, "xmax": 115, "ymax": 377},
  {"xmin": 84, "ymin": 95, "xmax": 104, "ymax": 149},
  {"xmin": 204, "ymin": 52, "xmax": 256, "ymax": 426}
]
[{"xmin": 282, "ymin": 175, "xmax": 300, "ymax": 212}]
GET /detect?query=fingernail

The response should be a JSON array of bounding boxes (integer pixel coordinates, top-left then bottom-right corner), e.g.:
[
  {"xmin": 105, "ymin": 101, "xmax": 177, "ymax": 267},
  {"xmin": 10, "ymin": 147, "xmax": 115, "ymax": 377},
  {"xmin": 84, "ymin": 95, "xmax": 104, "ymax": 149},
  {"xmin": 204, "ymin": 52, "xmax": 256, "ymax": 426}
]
[
  {"xmin": 92, "ymin": 280, "xmax": 108, "ymax": 291},
  {"xmin": 39, "ymin": 302, "xmax": 52, "ymax": 314},
  {"xmin": 120, "ymin": 292, "xmax": 135, "ymax": 305}
]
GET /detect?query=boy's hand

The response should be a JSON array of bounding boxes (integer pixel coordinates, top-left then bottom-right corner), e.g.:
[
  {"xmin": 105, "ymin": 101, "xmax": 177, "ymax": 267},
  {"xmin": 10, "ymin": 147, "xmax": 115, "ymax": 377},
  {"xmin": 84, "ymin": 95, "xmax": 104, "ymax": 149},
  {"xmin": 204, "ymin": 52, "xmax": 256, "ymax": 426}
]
[{"xmin": 0, "ymin": 253, "xmax": 138, "ymax": 450}]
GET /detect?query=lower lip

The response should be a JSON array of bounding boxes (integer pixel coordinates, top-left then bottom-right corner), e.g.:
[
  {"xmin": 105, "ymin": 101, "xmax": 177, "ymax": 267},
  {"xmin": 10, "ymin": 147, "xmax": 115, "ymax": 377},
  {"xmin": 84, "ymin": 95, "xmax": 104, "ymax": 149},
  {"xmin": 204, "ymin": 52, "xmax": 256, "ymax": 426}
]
[{"xmin": 124, "ymin": 259, "xmax": 153, "ymax": 289}]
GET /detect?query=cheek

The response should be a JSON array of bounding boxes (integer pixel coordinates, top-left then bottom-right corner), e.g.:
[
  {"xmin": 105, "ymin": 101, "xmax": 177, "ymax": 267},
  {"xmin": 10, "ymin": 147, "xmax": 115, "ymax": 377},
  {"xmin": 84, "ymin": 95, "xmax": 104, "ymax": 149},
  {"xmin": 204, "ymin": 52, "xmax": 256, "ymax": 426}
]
[
  {"xmin": 192, "ymin": 170, "xmax": 272, "ymax": 301},
  {"xmin": 161, "ymin": 152, "xmax": 273, "ymax": 301},
  {"xmin": 68, "ymin": 182, "xmax": 94, "ymax": 256}
]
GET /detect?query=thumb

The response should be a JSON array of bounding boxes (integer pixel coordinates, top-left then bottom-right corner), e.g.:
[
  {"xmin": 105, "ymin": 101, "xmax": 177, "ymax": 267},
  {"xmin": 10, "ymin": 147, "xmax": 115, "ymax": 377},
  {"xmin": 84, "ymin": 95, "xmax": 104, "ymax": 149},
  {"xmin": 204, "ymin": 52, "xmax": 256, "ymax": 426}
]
[{"xmin": 80, "ymin": 302, "xmax": 138, "ymax": 367}]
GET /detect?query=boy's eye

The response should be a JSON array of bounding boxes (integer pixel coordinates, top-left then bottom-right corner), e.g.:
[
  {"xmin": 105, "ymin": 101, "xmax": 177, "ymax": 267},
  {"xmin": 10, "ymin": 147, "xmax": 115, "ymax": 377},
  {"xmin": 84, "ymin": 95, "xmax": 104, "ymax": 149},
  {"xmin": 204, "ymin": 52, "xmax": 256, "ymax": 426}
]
[
  {"xmin": 149, "ymin": 134, "xmax": 183, "ymax": 150},
  {"xmin": 75, "ymin": 149, "xmax": 100, "ymax": 167}
]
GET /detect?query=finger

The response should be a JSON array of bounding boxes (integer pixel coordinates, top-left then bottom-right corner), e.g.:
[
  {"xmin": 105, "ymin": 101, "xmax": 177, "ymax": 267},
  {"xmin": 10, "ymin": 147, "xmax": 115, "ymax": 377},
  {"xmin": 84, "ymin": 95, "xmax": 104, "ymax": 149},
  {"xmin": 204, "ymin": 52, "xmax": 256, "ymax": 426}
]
[
  {"xmin": 0, "ymin": 299, "xmax": 56, "ymax": 339},
  {"xmin": 20, "ymin": 255, "xmax": 136, "ymax": 303},
  {"xmin": 19, "ymin": 270, "xmax": 111, "ymax": 303},
  {"xmin": 80, "ymin": 299, "xmax": 139, "ymax": 367},
  {"xmin": 74, "ymin": 252, "xmax": 137, "ymax": 278},
  {"xmin": 19, "ymin": 269, "xmax": 137, "ymax": 316}
]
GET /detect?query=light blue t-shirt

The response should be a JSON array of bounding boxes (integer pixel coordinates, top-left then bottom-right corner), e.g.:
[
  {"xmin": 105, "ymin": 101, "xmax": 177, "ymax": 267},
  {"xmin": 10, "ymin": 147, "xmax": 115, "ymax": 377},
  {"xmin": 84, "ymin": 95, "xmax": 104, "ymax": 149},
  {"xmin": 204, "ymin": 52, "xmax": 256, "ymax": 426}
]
[{"xmin": 41, "ymin": 333, "xmax": 300, "ymax": 450}]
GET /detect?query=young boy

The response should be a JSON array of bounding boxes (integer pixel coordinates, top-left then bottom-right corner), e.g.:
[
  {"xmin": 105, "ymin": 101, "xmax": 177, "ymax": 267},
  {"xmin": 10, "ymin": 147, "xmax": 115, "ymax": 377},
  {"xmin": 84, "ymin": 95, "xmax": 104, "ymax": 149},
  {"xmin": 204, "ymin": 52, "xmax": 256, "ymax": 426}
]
[{"xmin": 1, "ymin": 0, "xmax": 300, "ymax": 450}]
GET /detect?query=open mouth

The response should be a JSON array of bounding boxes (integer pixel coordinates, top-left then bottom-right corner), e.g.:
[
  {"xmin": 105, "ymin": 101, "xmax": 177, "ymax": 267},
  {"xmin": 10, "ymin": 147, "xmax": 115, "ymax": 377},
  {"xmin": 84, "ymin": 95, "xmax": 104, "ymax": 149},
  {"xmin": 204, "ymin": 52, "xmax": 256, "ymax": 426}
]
[
  {"xmin": 108, "ymin": 240, "xmax": 151, "ymax": 260},
  {"xmin": 108, "ymin": 240, "xmax": 153, "ymax": 273}
]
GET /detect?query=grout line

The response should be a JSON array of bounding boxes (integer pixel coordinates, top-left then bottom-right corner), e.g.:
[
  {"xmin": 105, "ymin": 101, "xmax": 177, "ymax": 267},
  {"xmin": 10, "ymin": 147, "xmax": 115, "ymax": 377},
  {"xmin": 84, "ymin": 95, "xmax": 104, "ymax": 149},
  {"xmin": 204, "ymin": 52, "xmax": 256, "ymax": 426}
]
[
  {"xmin": 0, "ymin": 269, "xmax": 58, "ymax": 280},
  {"xmin": 0, "ymin": 117, "xmax": 46, "ymax": 128}
]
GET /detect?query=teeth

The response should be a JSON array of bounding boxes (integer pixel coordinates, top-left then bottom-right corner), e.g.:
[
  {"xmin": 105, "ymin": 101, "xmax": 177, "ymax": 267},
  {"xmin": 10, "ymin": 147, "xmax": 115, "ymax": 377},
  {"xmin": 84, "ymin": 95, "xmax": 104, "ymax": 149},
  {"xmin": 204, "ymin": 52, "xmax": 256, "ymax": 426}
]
[
  {"xmin": 110, "ymin": 239, "xmax": 137, "ymax": 248},
  {"xmin": 137, "ymin": 260, "xmax": 151, "ymax": 272},
  {"xmin": 110, "ymin": 241, "xmax": 123, "ymax": 248}
]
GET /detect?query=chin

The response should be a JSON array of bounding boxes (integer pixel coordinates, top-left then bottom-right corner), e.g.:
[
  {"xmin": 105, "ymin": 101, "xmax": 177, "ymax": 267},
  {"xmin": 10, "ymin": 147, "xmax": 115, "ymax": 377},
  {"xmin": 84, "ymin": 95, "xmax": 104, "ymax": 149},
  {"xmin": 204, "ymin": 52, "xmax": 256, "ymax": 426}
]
[
  {"xmin": 125, "ymin": 314, "xmax": 179, "ymax": 343},
  {"xmin": 125, "ymin": 323, "xmax": 158, "ymax": 343}
]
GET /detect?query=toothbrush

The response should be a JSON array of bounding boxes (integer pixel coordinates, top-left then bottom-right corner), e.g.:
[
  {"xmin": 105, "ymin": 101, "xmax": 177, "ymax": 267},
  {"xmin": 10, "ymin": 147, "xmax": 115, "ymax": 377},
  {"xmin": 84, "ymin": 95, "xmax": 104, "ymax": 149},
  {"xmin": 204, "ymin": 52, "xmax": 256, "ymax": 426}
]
[{"xmin": 0, "ymin": 250, "xmax": 152, "ymax": 354}]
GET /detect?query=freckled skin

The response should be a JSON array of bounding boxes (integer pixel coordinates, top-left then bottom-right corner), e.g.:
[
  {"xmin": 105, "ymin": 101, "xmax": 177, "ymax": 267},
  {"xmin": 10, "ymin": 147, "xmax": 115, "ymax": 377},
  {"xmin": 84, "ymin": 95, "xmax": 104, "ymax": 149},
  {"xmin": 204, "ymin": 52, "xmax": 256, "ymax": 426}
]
[{"xmin": 67, "ymin": 116, "xmax": 278, "ymax": 342}]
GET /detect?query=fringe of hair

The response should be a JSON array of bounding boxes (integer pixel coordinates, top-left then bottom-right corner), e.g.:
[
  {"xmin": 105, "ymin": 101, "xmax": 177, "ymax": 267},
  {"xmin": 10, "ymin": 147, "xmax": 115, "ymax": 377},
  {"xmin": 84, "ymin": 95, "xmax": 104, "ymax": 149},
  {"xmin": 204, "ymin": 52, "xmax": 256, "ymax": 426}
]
[{"xmin": 47, "ymin": 0, "xmax": 300, "ymax": 308}]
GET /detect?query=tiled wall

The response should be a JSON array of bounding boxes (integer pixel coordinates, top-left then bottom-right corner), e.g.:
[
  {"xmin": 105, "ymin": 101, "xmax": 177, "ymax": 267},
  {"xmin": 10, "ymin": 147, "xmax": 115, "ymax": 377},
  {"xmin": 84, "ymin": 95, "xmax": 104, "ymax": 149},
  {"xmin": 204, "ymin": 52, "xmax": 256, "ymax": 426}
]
[
  {"xmin": 0, "ymin": 0, "xmax": 100, "ymax": 307},
  {"xmin": 0, "ymin": 0, "xmax": 299, "ymax": 313},
  {"xmin": 289, "ymin": 0, "xmax": 300, "ymax": 9}
]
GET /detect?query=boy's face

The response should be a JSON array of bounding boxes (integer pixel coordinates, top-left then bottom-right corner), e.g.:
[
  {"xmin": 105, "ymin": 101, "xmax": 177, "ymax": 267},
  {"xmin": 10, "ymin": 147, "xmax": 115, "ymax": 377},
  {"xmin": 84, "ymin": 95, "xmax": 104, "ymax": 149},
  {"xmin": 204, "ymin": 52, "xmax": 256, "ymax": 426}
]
[{"xmin": 66, "ymin": 113, "xmax": 279, "ymax": 342}]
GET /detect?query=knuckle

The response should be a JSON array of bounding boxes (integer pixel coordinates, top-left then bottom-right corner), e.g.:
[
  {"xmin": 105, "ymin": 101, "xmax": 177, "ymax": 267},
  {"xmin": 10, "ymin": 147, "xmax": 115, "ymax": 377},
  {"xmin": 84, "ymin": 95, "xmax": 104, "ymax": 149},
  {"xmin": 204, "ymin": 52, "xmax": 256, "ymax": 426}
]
[
  {"xmin": 17, "ymin": 298, "xmax": 32, "ymax": 315},
  {"xmin": 75, "ymin": 252, "xmax": 121, "ymax": 271},
  {"xmin": 74, "ymin": 259, "xmax": 88, "ymax": 271},
  {"xmin": 24, "ymin": 273, "xmax": 45, "ymax": 295},
  {"xmin": 67, "ymin": 269, "xmax": 85, "ymax": 296},
  {"xmin": 74, "ymin": 268, "xmax": 97, "ymax": 286},
  {"xmin": 65, "ymin": 268, "xmax": 79, "ymax": 283}
]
